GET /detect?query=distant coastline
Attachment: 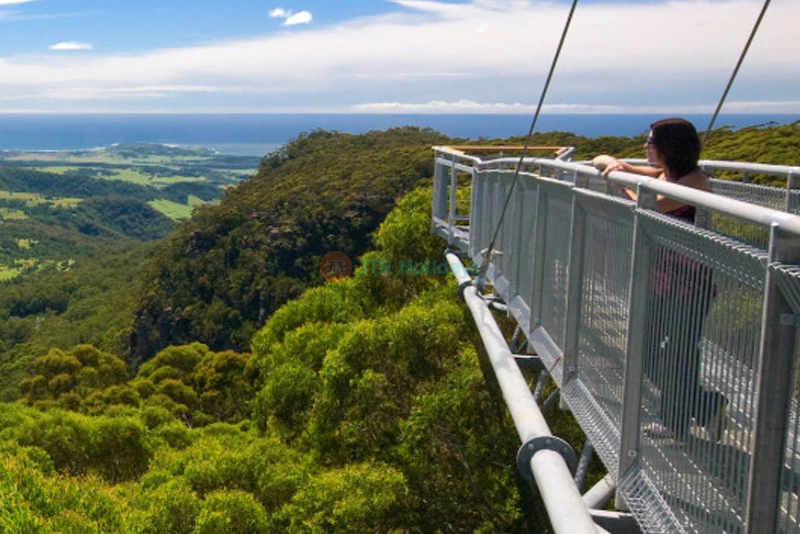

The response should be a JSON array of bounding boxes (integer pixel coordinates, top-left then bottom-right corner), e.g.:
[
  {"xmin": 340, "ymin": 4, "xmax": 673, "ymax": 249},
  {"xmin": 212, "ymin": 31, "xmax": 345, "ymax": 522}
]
[{"xmin": 0, "ymin": 113, "xmax": 796, "ymax": 156}]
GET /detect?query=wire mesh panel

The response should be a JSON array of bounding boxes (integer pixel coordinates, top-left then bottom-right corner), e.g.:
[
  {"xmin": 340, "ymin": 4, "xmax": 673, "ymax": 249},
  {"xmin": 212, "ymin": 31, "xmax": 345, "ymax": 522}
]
[
  {"xmin": 707, "ymin": 180, "xmax": 787, "ymax": 249},
  {"xmin": 431, "ymin": 155, "xmax": 474, "ymax": 250},
  {"xmin": 632, "ymin": 211, "xmax": 768, "ymax": 534},
  {"xmin": 574, "ymin": 193, "xmax": 635, "ymax": 431},
  {"xmin": 490, "ymin": 170, "xmax": 519, "ymax": 300},
  {"xmin": 789, "ymin": 190, "xmax": 800, "ymax": 216},
  {"xmin": 469, "ymin": 169, "xmax": 492, "ymax": 260},
  {"xmin": 709, "ymin": 179, "xmax": 787, "ymax": 211},
  {"xmin": 707, "ymin": 212, "xmax": 771, "ymax": 250},
  {"xmin": 535, "ymin": 180, "xmax": 574, "ymax": 349},
  {"xmin": 431, "ymin": 157, "xmax": 451, "ymax": 243},
  {"xmin": 455, "ymin": 168, "xmax": 473, "ymax": 222},
  {"xmin": 507, "ymin": 174, "xmax": 539, "ymax": 325},
  {"xmin": 481, "ymin": 170, "xmax": 504, "ymax": 266},
  {"xmin": 432, "ymin": 156, "xmax": 450, "ymax": 222},
  {"xmin": 555, "ymin": 192, "xmax": 635, "ymax": 478}
]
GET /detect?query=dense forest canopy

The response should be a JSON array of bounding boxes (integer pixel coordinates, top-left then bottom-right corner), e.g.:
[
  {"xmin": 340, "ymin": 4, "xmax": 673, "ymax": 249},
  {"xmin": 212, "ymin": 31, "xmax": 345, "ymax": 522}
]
[
  {"xmin": 0, "ymin": 121, "xmax": 797, "ymax": 533},
  {"xmin": 129, "ymin": 127, "xmax": 452, "ymax": 360}
]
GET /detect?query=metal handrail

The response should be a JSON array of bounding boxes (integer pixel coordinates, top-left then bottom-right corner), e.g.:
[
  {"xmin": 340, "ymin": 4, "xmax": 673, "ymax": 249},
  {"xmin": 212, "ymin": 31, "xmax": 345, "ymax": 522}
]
[
  {"xmin": 620, "ymin": 157, "xmax": 800, "ymax": 178},
  {"xmin": 602, "ymin": 167, "xmax": 800, "ymax": 231},
  {"xmin": 434, "ymin": 145, "xmax": 800, "ymax": 227}
]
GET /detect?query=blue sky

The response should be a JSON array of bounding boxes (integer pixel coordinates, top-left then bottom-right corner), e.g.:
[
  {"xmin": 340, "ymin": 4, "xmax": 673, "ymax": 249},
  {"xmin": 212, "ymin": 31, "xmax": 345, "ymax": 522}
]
[{"xmin": 0, "ymin": 0, "xmax": 797, "ymax": 114}]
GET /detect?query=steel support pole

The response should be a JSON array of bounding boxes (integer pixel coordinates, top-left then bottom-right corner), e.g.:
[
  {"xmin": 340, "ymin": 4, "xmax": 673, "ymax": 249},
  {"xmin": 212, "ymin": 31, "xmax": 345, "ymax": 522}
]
[
  {"xmin": 583, "ymin": 474, "xmax": 617, "ymax": 510},
  {"xmin": 786, "ymin": 170, "xmax": 798, "ymax": 214},
  {"xmin": 448, "ymin": 154, "xmax": 458, "ymax": 244},
  {"xmin": 574, "ymin": 439, "xmax": 595, "ymax": 490},
  {"xmin": 446, "ymin": 252, "xmax": 602, "ymax": 534},
  {"xmin": 744, "ymin": 225, "xmax": 800, "ymax": 533},
  {"xmin": 468, "ymin": 166, "xmax": 479, "ymax": 256},
  {"xmin": 564, "ymin": 190, "xmax": 588, "ymax": 386},
  {"xmin": 616, "ymin": 188, "xmax": 657, "ymax": 509},
  {"xmin": 533, "ymin": 370, "xmax": 549, "ymax": 403},
  {"xmin": 530, "ymin": 184, "xmax": 548, "ymax": 329},
  {"xmin": 432, "ymin": 154, "xmax": 449, "ymax": 224},
  {"xmin": 509, "ymin": 176, "xmax": 528, "ymax": 300}
]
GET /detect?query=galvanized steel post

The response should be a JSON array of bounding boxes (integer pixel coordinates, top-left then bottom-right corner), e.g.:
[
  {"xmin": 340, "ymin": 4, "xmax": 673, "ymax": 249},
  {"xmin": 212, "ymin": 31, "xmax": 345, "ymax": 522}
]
[
  {"xmin": 745, "ymin": 223, "xmax": 800, "ymax": 534},
  {"xmin": 564, "ymin": 185, "xmax": 590, "ymax": 386},
  {"xmin": 448, "ymin": 153, "xmax": 458, "ymax": 244},
  {"xmin": 616, "ymin": 184, "xmax": 657, "ymax": 508}
]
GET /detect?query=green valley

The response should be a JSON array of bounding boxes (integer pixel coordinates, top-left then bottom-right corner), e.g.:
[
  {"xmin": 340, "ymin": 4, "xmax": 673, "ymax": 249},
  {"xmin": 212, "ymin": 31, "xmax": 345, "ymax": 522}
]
[{"xmin": 0, "ymin": 122, "xmax": 797, "ymax": 533}]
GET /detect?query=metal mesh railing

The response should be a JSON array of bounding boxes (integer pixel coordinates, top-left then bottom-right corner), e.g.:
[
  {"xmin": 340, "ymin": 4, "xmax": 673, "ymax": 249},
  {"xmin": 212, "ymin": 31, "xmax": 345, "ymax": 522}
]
[
  {"xmin": 709, "ymin": 179, "xmax": 786, "ymax": 211},
  {"xmin": 636, "ymin": 212, "xmax": 766, "ymax": 534},
  {"xmin": 707, "ymin": 180, "xmax": 785, "ymax": 249},
  {"xmin": 508, "ymin": 176, "xmax": 538, "ymax": 324},
  {"xmin": 575, "ymin": 193, "xmax": 634, "ymax": 432},
  {"xmin": 537, "ymin": 181, "xmax": 573, "ymax": 349},
  {"xmin": 432, "ymin": 147, "xmax": 800, "ymax": 534}
]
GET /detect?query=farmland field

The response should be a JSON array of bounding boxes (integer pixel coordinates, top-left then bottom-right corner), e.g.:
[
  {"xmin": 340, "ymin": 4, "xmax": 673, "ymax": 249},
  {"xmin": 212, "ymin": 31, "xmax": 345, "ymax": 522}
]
[{"xmin": 0, "ymin": 143, "xmax": 260, "ymax": 279}]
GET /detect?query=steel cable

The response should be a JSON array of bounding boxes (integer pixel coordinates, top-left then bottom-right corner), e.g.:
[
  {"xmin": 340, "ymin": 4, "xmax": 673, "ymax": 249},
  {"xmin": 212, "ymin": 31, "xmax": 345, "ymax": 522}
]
[
  {"xmin": 478, "ymin": 0, "xmax": 579, "ymax": 281},
  {"xmin": 702, "ymin": 0, "xmax": 772, "ymax": 147}
]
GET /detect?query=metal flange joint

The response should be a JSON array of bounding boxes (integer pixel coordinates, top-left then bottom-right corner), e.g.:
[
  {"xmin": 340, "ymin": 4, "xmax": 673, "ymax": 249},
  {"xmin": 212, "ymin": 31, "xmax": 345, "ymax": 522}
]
[{"xmin": 516, "ymin": 435, "xmax": 578, "ymax": 481}]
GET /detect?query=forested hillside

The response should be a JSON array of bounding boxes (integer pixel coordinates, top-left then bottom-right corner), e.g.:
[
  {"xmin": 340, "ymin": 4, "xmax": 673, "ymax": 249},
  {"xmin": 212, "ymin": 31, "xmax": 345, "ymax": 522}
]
[
  {"xmin": 0, "ymin": 121, "xmax": 797, "ymax": 533},
  {"xmin": 130, "ymin": 128, "xmax": 451, "ymax": 360}
]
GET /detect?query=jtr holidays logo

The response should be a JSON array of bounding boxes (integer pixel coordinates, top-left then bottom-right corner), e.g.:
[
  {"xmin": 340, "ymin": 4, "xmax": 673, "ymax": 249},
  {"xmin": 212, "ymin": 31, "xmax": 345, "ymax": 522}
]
[{"xmin": 320, "ymin": 251, "xmax": 458, "ymax": 281}]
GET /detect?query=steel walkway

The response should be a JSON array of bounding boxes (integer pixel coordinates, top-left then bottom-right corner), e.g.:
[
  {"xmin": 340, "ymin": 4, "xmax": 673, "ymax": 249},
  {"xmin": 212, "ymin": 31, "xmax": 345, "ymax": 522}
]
[{"xmin": 431, "ymin": 146, "xmax": 800, "ymax": 534}]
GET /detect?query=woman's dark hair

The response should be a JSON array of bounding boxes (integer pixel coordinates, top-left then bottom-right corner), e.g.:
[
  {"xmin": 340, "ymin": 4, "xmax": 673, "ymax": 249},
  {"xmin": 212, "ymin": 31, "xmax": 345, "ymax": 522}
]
[{"xmin": 650, "ymin": 117, "xmax": 701, "ymax": 180}]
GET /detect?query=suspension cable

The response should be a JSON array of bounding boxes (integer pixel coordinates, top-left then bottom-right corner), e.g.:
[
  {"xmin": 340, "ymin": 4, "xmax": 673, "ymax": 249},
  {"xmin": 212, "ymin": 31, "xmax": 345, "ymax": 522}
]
[
  {"xmin": 702, "ymin": 0, "xmax": 771, "ymax": 147},
  {"xmin": 478, "ymin": 0, "xmax": 579, "ymax": 281}
]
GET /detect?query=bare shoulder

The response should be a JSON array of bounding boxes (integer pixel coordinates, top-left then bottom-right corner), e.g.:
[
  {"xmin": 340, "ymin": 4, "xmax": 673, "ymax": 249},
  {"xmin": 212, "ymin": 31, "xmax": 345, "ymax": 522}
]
[{"xmin": 676, "ymin": 169, "xmax": 711, "ymax": 191}]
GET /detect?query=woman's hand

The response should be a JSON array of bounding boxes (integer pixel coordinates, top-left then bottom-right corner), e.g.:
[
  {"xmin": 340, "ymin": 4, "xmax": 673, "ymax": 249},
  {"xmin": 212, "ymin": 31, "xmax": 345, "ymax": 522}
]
[
  {"xmin": 594, "ymin": 155, "xmax": 663, "ymax": 180},
  {"xmin": 592, "ymin": 154, "xmax": 627, "ymax": 178},
  {"xmin": 592, "ymin": 154, "xmax": 630, "ymax": 197}
]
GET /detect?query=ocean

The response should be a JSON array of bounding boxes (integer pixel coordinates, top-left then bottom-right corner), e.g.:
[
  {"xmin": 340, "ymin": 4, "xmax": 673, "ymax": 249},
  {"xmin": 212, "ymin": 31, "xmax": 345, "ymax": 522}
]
[{"xmin": 0, "ymin": 113, "xmax": 796, "ymax": 156}]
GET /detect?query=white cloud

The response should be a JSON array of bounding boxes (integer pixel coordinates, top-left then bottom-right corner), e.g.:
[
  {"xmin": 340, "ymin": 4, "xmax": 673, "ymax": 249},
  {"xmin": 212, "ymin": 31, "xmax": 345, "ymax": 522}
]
[
  {"xmin": 285, "ymin": 11, "xmax": 312, "ymax": 26},
  {"xmin": 0, "ymin": 0, "xmax": 36, "ymax": 5},
  {"xmin": 44, "ymin": 85, "xmax": 242, "ymax": 100},
  {"xmin": 269, "ymin": 6, "xmax": 312, "ymax": 26},
  {"xmin": 49, "ymin": 41, "xmax": 93, "ymax": 51},
  {"xmin": 351, "ymin": 99, "xmax": 800, "ymax": 114},
  {"xmin": 0, "ymin": 0, "xmax": 797, "ymax": 113},
  {"xmin": 353, "ymin": 99, "xmax": 534, "ymax": 113},
  {"xmin": 0, "ymin": 9, "xmax": 99, "ymax": 22}
]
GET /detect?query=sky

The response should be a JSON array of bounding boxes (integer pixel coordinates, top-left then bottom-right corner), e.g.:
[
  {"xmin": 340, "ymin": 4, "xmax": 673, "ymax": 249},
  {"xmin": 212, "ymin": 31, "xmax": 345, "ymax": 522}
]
[{"xmin": 0, "ymin": 0, "xmax": 797, "ymax": 114}]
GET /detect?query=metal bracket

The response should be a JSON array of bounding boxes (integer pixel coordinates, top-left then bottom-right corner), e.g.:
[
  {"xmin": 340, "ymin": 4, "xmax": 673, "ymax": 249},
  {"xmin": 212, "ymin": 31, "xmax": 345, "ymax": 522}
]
[
  {"xmin": 542, "ymin": 388, "xmax": 561, "ymax": 410},
  {"xmin": 513, "ymin": 354, "xmax": 543, "ymax": 372},
  {"xmin": 457, "ymin": 280, "xmax": 472, "ymax": 301},
  {"xmin": 516, "ymin": 435, "xmax": 578, "ymax": 481},
  {"xmin": 780, "ymin": 313, "xmax": 800, "ymax": 327}
]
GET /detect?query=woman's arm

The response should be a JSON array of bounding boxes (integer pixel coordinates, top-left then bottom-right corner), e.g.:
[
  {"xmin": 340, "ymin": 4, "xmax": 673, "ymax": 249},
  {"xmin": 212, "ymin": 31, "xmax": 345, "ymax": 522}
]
[
  {"xmin": 595, "ymin": 155, "xmax": 662, "ymax": 178},
  {"xmin": 612, "ymin": 169, "xmax": 711, "ymax": 213}
]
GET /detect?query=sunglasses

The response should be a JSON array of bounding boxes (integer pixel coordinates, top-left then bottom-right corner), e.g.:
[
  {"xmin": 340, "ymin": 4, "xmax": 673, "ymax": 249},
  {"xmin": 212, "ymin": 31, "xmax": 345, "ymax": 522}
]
[{"xmin": 646, "ymin": 136, "xmax": 655, "ymax": 145}]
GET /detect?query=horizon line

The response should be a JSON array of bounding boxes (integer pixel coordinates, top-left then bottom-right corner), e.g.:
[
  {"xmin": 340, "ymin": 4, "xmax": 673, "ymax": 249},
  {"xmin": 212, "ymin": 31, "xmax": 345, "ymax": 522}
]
[{"xmin": 0, "ymin": 110, "xmax": 798, "ymax": 116}]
